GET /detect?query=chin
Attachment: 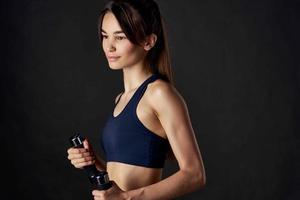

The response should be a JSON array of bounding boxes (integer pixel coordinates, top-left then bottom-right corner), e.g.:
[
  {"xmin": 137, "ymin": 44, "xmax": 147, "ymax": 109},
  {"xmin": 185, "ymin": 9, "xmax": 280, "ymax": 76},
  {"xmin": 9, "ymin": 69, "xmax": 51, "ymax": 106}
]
[{"xmin": 108, "ymin": 63, "xmax": 124, "ymax": 70}]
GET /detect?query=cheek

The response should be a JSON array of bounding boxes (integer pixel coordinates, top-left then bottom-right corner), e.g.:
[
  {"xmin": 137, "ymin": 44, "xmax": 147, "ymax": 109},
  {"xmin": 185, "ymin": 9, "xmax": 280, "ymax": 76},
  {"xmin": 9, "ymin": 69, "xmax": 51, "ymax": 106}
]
[
  {"xmin": 120, "ymin": 42, "xmax": 136, "ymax": 54},
  {"xmin": 119, "ymin": 42, "xmax": 144, "ymax": 61},
  {"xmin": 102, "ymin": 40, "xmax": 108, "ymax": 53}
]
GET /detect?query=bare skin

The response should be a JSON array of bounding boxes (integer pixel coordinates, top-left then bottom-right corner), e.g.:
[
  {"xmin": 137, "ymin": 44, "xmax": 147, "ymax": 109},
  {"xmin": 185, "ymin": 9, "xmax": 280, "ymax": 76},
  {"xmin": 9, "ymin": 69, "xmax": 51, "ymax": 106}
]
[
  {"xmin": 67, "ymin": 11, "xmax": 206, "ymax": 200},
  {"xmin": 67, "ymin": 78, "xmax": 169, "ymax": 191},
  {"xmin": 67, "ymin": 78, "xmax": 206, "ymax": 200},
  {"xmin": 107, "ymin": 79, "xmax": 169, "ymax": 191}
]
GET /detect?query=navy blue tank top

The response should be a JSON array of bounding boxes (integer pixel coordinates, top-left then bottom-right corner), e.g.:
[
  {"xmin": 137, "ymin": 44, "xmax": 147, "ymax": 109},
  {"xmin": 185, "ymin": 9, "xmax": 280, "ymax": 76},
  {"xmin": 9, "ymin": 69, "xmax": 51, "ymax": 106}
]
[{"xmin": 101, "ymin": 73, "xmax": 169, "ymax": 168}]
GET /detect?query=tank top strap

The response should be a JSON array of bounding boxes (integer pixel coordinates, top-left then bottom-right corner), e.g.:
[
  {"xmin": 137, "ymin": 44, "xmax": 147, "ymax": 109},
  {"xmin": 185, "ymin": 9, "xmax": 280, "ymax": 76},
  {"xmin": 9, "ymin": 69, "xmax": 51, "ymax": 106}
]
[
  {"xmin": 112, "ymin": 73, "xmax": 161, "ymax": 118},
  {"xmin": 131, "ymin": 73, "xmax": 160, "ymax": 108},
  {"xmin": 114, "ymin": 73, "xmax": 155, "ymax": 107}
]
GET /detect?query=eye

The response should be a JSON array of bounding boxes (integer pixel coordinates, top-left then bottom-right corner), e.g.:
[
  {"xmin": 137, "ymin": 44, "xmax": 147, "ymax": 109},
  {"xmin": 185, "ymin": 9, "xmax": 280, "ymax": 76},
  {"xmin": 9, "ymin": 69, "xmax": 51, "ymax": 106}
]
[
  {"xmin": 116, "ymin": 36, "xmax": 126, "ymax": 40},
  {"xmin": 102, "ymin": 35, "xmax": 108, "ymax": 39}
]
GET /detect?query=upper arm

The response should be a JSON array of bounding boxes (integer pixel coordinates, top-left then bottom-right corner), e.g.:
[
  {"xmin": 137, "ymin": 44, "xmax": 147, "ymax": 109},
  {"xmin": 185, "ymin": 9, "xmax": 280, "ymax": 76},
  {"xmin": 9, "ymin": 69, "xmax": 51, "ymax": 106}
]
[{"xmin": 149, "ymin": 82, "xmax": 205, "ymax": 173}]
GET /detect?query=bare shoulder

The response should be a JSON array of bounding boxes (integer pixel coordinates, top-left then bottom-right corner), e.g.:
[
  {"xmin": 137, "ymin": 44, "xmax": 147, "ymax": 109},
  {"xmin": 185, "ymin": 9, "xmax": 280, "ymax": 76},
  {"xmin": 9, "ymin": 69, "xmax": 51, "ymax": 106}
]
[
  {"xmin": 147, "ymin": 79, "xmax": 177, "ymax": 97},
  {"xmin": 147, "ymin": 79, "xmax": 188, "ymax": 115}
]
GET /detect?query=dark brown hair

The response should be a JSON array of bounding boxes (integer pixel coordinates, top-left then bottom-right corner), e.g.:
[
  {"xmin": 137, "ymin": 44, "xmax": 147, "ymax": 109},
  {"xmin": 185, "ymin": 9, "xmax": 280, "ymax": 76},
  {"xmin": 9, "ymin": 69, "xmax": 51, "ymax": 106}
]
[{"xmin": 98, "ymin": 0, "xmax": 174, "ymax": 85}]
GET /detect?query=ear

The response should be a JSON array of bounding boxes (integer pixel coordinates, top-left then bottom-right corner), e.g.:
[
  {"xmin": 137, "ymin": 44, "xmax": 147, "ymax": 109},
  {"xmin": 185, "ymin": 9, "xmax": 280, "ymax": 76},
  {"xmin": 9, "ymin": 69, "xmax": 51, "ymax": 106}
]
[{"xmin": 143, "ymin": 33, "xmax": 157, "ymax": 51}]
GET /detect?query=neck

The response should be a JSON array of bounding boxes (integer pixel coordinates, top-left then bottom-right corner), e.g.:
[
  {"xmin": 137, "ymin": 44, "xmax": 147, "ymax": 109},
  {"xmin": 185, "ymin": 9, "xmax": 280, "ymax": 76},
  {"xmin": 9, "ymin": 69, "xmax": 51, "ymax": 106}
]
[{"xmin": 122, "ymin": 62, "xmax": 154, "ymax": 93}]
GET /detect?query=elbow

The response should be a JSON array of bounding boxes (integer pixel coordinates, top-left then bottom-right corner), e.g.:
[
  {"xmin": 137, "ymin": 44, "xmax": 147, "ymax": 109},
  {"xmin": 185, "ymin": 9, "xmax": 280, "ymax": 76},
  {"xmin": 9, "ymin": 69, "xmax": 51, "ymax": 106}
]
[
  {"xmin": 180, "ymin": 158, "xmax": 206, "ymax": 191},
  {"xmin": 191, "ymin": 169, "xmax": 205, "ymax": 190},
  {"xmin": 190, "ymin": 166, "xmax": 206, "ymax": 190},
  {"xmin": 197, "ymin": 171, "xmax": 206, "ymax": 189}
]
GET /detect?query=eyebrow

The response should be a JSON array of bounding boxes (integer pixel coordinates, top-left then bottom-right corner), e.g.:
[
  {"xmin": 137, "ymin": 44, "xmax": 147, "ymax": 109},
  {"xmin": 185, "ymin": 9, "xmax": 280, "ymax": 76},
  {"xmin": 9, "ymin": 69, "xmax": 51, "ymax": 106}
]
[{"xmin": 101, "ymin": 29, "xmax": 124, "ymax": 34}]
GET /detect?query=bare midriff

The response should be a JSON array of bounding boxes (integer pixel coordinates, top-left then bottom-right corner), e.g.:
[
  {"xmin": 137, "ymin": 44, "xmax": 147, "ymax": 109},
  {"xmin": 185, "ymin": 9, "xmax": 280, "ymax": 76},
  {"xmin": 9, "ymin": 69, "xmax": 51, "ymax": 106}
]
[{"xmin": 107, "ymin": 161, "xmax": 163, "ymax": 191}]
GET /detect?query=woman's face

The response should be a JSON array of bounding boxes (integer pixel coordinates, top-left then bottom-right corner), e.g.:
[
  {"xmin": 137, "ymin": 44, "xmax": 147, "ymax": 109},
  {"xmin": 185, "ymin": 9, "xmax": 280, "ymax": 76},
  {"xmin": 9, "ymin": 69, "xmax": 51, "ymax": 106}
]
[{"xmin": 101, "ymin": 12, "xmax": 146, "ymax": 70}]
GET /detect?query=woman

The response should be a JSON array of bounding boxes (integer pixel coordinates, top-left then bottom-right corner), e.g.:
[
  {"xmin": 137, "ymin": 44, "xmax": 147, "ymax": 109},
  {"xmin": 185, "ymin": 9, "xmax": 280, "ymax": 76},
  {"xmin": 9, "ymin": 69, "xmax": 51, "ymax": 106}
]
[{"xmin": 67, "ymin": 0, "xmax": 206, "ymax": 199}]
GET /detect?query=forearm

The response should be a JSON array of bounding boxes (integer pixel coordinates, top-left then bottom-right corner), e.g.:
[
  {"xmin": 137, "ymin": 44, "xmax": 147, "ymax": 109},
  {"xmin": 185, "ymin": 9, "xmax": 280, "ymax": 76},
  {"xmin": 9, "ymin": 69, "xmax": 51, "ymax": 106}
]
[{"xmin": 125, "ymin": 169, "xmax": 205, "ymax": 200}]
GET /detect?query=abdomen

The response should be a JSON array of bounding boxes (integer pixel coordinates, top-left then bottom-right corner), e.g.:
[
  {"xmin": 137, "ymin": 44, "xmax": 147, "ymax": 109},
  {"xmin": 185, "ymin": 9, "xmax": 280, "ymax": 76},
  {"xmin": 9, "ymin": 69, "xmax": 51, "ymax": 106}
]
[{"xmin": 107, "ymin": 161, "xmax": 163, "ymax": 191}]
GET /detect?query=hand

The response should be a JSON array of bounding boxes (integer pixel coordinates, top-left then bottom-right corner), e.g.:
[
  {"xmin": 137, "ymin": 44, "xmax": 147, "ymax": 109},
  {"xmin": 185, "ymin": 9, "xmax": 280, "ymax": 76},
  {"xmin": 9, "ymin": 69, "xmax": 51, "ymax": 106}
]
[
  {"xmin": 92, "ymin": 181, "xmax": 128, "ymax": 200},
  {"xmin": 67, "ymin": 139, "xmax": 95, "ymax": 169}
]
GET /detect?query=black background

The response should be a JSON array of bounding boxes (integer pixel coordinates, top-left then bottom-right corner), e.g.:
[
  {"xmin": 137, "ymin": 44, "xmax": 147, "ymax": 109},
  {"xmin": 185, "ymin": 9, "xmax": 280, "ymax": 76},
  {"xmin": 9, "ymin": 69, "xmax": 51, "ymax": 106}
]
[{"xmin": 1, "ymin": 0, "xmax": 299, "ymax": 199}]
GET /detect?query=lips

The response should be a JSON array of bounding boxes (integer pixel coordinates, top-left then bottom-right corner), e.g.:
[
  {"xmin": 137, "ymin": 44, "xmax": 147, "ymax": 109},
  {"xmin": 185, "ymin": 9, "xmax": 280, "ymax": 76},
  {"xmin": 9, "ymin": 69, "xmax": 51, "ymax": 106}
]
[
  {"xmin": 107, "ymin": 54, "xmax": 120, "ymax": 58},
  {"xmin": 107, "ymin": 55, "xmax": 120, "ymax": 62}
]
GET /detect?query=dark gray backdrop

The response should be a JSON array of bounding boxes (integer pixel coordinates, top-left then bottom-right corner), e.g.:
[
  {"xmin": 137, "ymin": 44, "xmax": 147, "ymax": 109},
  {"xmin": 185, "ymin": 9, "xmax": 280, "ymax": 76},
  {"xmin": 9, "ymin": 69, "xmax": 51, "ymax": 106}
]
[{"xmin": 1, "ymin": 0, "xmax": 299, "ymax": 199}]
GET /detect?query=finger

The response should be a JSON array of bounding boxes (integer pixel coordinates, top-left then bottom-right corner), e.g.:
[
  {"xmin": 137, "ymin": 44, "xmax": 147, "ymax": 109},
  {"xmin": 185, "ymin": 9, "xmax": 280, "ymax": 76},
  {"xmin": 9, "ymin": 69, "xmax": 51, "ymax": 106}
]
[
  {"xmin": 72, "ymin": 160, "xmax": 95, "ymax": 168},
  {"xmin": 68, "ymin": 152, "xmax": 93, "ymax": 160},
  {"xmin": 92, "ymin": 190, "xmax": 106, "ymax": 197},
  {"xmin": 71, "ymin": 156, "xmax": 95, "ymax": 164},
  {"xmin": 83, "ymin": 139, "xmax": 90, "ymax": 150},
  {"xmin": 68, "ymin": 148, "xmax": 88, "ymax": 154}
]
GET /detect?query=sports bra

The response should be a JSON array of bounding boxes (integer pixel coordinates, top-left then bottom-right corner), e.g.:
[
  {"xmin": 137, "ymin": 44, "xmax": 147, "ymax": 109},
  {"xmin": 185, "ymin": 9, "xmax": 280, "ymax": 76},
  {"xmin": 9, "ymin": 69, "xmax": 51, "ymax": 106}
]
[{"xmin": 101, "ymin": 73, "xmax": 169, "ymax": 168}]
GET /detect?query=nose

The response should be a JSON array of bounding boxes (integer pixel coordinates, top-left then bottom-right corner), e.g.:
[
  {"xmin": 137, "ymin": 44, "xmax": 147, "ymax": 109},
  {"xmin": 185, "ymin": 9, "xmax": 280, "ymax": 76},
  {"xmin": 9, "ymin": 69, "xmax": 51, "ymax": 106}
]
[
  {"xmin": 106, "ymin": 38, "xmax": 116, "ymax": 52},
  {"xmin": 108, "ymin": 45, "xmax": 116, "ymax": 52}
]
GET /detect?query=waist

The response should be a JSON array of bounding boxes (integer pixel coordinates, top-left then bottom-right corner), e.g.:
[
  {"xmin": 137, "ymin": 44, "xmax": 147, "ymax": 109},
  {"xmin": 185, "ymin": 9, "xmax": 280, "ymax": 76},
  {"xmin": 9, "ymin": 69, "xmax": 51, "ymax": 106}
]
[{"xmin": 107, "ymin": 161, "xmax": 162, "ymax": 191}]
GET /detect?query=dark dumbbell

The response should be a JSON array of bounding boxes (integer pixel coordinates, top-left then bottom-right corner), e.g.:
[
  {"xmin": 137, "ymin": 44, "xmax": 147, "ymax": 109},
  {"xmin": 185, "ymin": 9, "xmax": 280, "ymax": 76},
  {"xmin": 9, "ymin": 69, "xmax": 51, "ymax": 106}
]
[{"xmin": 69, "ymin": 133, "xmax": 112, "ymax": 190}]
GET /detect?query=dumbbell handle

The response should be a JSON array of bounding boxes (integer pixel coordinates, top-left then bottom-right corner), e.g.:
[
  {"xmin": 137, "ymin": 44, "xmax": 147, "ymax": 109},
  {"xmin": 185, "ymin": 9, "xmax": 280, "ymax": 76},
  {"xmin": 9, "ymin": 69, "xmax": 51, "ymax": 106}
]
[
  {"xmin": 69, "ymin": 134, "xmax": 99, "ymax": 181},
  {"xmin": 69, "ymin": 133, "xmax": 112, "ymax": 190}
]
